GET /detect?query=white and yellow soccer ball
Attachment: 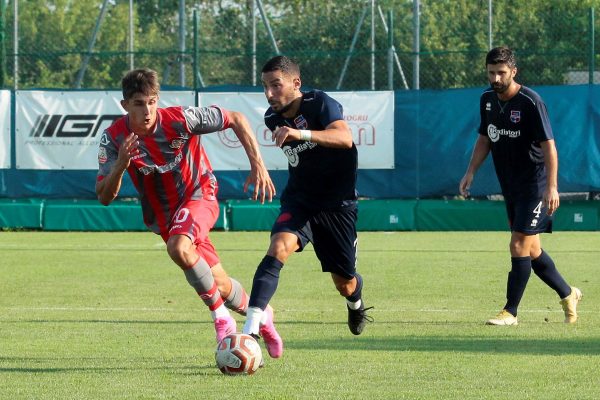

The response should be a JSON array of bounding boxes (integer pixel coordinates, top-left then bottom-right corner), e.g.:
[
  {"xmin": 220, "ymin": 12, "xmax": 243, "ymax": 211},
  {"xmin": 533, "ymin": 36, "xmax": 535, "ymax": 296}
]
[{"xmin": 215, "ymin": 333, "xmax": 263, "ymax": 375}]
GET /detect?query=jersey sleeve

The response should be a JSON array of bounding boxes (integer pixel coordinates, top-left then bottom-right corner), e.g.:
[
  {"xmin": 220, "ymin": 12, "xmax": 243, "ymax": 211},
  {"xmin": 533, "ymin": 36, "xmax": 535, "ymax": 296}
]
[
  {"xmin": 97, "ymin": 131, "xmax": 119, "ymax": 181},
  {"xmin": 531, "ymin": 99, "xmax": 554, "ymax": 142},
  {"xmin": 318, "ymin": 92, "xmax": 344, "ymax": 127},
  {"xmin": 182, "ymin": 105, "xmax": 228, "ymax": 135}
]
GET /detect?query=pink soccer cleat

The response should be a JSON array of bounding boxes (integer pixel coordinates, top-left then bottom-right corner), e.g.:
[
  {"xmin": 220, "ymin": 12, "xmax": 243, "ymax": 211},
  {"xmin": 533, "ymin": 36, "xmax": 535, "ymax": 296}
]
[
  {"xmin": 214, "ymin": 315, "xmax": 237, "ymax": 343},
  {"xmin": 259, "ymin": 305, "xmax": 283, "ymax": 358}
]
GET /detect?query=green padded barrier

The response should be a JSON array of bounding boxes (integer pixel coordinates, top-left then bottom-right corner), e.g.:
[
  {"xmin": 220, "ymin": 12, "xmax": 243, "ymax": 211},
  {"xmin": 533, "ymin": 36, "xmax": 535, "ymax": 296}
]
[
  {"xmin": 214, "ymin": 202, "xmax": 228, "ymax": 231},
  {"xmin": 42, "ymin": 200, "xmax": 229, "ymax": 231},
  {"xmin": 357, "ymin": 200, "xmax": 417, "ymax": 231},
  {"xmin": 3, "ymin": 198, "xmax": 596, "ymax": 232},
  {"xmin": 227, "ymin": 200, "xmax": 280, "ymax": 231},
  {"xmin": 226, "ymin": 199, "xmax": 416, "ymax": 231},
  {"xmin": 0, "ymin": 198, "xmax": 44, "ymax": 229},
  {"xmin": 553, "ymin": 200, "xmax": 599, "ymax": 231},
  {"xmin": 416, "ymin": 200, "xmax": 508, "ymax": 231},
  {"xmin": 43, "ymin": 199, "xmax": 147, "ymax": 231}
]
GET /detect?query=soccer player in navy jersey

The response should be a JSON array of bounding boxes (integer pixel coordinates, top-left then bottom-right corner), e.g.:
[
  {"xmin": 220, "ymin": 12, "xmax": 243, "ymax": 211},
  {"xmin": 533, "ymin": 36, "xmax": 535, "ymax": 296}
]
[
  {"xmin": 242, "ymin": 56, "xmax": 373, "ymax": 354},
  {"xmin": 459, "ymin": 47, "xmax": 582, "ymax": 325},
  {"xmin": 96, "ymin": 68, "xmax": 282, "ymax": 353}
]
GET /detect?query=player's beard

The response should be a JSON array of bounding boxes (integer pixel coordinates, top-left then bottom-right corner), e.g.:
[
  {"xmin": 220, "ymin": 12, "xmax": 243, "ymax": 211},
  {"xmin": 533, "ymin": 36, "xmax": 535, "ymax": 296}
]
[
  {"xmin": 276, "ymin": 100, "xmax": 294, "ymax": 114},
  {"xmin": 492, "ymin": 79, "xmax": 511, "ymax": 94}
]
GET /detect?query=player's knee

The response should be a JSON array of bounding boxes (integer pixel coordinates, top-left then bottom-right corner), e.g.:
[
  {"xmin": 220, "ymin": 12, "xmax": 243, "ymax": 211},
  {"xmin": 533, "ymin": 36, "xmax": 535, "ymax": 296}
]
[
  {"xmin": 267, "ymin": 239, "xmax": 294, "ymax": 263},
  {"xmin": 212, "ymin": 269, "xmax": 231, "ymax": 297},
  {"xmin": 167, "ymin": 236, "xmax": 195, "ymax": 268},
  {"xmin": 509, "ymin": 241, "xmax": 526, "ymax": 255},
  {"xmin": 509, "ymin": 234, "xmax": 529, "ymax": 255}
]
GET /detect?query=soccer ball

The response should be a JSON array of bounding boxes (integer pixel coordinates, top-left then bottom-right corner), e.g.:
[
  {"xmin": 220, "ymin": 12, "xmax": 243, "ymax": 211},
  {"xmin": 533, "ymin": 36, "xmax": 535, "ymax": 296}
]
[{"xmin": 215, "ymin": 333, "xmax": 263, "ymax": 375}]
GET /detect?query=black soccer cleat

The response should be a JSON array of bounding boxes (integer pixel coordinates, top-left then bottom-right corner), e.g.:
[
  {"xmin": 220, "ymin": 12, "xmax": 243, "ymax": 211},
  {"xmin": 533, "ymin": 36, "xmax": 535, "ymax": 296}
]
[
  {"xmin": 347, "ymin": 303, "xmax": 374, "ymax": 335},
  {"xmin": 249, "ymin": 333, "xmax": 261, "ymax": 341}
]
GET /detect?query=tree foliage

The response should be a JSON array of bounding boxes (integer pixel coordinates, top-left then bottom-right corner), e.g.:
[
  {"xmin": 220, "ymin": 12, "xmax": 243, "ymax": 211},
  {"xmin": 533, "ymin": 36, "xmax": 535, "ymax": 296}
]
[{"xmin": 0, "ymin": 0, "xmax": 597, "ymax": 90}]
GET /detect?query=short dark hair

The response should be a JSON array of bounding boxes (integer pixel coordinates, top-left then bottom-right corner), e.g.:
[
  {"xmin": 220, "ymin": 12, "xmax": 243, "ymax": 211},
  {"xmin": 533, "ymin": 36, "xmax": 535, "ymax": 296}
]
[
  {"xmin": 121, "ymin": 68, "xmax": 160, "ymax": 100},
  {"xmin": 261, "ymin": 55, "xmax": 301, "ymax": 77},
  {"xmin": 485, "ymin": 46, "xmax": 516, "ymax": 69}
]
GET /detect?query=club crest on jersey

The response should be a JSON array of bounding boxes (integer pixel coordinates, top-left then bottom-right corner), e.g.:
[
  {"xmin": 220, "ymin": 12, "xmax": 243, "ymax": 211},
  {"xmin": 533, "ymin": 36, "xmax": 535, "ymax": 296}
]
[
  {"xmin": 98, "ymin": 147, "xmax": 107, "ymax": 164},
  {"xmin": 170, "ymin": 139, "xmax": 185, "ymax": 149},
  {"xmin": 294, "ymin": 115, "xmax": 308, "ymax": 130},
  {"xmin": 510, "ymin": 110, "xmax": 521, "ymax": 123},
  {"xmin": 100, "ymin": 132, "xmax": 110, "ymax": 146}
]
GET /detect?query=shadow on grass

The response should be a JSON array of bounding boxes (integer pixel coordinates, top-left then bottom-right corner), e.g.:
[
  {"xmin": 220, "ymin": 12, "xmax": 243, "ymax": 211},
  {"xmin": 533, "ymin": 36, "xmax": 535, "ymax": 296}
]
[
  {"xmin": 12, "ymin": 320, "xmax": 200, "ymax": 324},
  {"xmin": 288, "ymin": 335, "xmax": 600, "ymax": 355},
  {"xmin": 0, "ymin": 357, "xmax": 217, "ymax": 375},
  {"xmin": 8, "ymin": 320, "xmax": 599, "ymax": 356}
]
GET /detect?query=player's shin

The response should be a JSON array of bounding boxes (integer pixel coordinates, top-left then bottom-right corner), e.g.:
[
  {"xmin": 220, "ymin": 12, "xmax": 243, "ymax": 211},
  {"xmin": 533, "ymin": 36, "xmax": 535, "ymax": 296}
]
[
  {"xmin": 242, "ymin": 255, "xmax": 283, "ymax": 335},
  {"xmin": 504, "ymin": 256, "xmax": 532, "ymax": 317},
  {"xmin": 345, "ymin": 273, "xmax": 363, "ymax": 310},
  {"xmin": 531, "ymin": 249, "xmax": 570, "ymax": 298},
  {"xmin": 224, "ymin": 278, "xmax": 249, "ymax": 316},
  {"xmin": 183, "ymin": 257, "xmax": 228, "ymax": 319}
]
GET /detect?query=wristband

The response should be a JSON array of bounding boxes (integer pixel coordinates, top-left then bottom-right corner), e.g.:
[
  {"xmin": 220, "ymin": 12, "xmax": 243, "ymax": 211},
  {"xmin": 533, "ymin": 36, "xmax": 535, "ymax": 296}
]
[{"xmin": 299, "ymin": 129, "xmax": 312, "ymax": 141}]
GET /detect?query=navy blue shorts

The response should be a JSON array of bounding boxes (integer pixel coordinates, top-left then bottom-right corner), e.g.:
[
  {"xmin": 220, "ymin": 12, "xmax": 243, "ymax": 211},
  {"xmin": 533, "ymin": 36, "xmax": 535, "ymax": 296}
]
[
  {"xmin": 271, "ymin": 204, "xmax": 358, "ymax": 280},
  {"xmin": 505, "ymin": 196, "xmax": 553, "ymax": 234}
]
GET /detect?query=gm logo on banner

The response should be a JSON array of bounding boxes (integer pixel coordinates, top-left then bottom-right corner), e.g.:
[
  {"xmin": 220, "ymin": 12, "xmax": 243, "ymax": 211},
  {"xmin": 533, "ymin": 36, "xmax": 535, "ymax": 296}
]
[{"xmin": 29, "ymin": 114, "xmax": 122, "ymax": 138}]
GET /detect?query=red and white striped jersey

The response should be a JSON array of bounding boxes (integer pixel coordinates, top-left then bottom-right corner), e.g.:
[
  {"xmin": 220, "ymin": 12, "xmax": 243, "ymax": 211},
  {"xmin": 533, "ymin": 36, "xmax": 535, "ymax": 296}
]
[{"xmin": 97, "ymin": 105, "xmax": 229, "ymax": 234}]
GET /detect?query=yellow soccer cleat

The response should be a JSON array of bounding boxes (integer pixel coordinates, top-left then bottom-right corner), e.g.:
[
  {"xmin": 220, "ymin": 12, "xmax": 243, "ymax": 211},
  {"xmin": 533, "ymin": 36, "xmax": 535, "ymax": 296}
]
[
  {"xmin": 560, "ymin": 287, "xmax": 583, "ymax": 324},
  {"xmin": 486, "ymin": 309, "xmax": 518, "ymax": 326}
]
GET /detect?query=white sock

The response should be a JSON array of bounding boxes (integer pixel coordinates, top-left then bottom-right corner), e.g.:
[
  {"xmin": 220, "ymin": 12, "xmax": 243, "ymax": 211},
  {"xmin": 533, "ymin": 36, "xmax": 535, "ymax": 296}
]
[
  {"xmin": 211, "ymin": 304, "xmax": 230, "ymax": 320},
  {"xmin": 260, "ymin": 306, "xmax": 270, "ymax": 325},
  {"xmin": 243, "ymin": 307, "xmax": 264, "ymax": 335},
  {"xmin": 346, "ymin": 299, "xmax": 362, "ymax": 310}
]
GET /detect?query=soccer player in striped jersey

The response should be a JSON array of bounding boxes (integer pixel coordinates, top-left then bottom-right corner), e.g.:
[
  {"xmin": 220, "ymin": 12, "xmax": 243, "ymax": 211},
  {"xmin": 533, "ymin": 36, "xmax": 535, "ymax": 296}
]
[
  {"xmin": 460, "ymin": 47, "xmax": 582, "ymax": 326},
  {"xmin": 96, "ymin": 68, "xmax": 282, "ymax": 351}
]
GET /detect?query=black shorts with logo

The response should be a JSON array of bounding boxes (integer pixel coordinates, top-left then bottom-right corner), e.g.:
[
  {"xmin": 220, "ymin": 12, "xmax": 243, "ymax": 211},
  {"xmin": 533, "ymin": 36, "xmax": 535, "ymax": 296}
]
[
  {"xmin": 505, "ymin": 195, "xmax": 553, "ymax": 234},
  {"xmin": 271, "ymin": 203, "xmax": 358, "ymax": 280}
]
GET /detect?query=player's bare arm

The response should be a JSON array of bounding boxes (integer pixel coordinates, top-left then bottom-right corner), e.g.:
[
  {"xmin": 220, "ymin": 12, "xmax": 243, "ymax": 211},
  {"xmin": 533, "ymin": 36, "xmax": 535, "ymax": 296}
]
[
  {"xmin": 540, "ymin": 139, "xmax": 560, "ymax": 215},
  {"xmin": 272, "ymin": 120, "xmax": 353, "ymax": 149},
  {"xmin": 459, "ymin": 134, "xmax": 491, "ymax": 197},
  {"xmin": 227, "ymin": 111, "xmax": 275, "ymax": 204},
  {"xmin": 96, "ymin": 132, "xmax": 139, "ymax": 205}
]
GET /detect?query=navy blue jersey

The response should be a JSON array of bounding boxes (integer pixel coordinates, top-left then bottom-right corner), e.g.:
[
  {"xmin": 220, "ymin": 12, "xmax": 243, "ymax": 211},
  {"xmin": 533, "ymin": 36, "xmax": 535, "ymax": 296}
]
[
  {"xmin": 478, "ymin": 85, "xmax": 553, "ymax": 198},
  {"xmin": 264, "ymin": 90, "xmax": 358, "ymax": 210}
]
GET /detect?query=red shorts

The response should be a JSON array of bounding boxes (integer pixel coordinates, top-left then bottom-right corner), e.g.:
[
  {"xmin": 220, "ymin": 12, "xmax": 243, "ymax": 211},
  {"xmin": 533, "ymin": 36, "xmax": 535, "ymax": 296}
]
[{"xmin": 160, "ymin": 198, "xmax": 220, "ymax": 267}]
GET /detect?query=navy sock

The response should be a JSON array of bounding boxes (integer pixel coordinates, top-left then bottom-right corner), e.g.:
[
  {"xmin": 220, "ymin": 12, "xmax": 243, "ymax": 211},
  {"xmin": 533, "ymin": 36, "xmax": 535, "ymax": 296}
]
[
  {"xmin": 504, "ymin": 256, "xmax": 532, "ymax": 317},
  {"xmin": 248, "ymin": 255, "xmax": 284, "ymax": 310},
  {"xmin": 345, "ymin": 273, "xmax": 363, "ymax": 303},
  {"xmin": 532, "ymin": 250, "xmax": 571, "ymax": 299}
]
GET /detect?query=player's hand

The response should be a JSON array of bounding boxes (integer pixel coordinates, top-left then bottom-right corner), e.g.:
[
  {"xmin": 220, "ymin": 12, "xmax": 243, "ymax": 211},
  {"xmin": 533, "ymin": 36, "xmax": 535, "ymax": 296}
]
[
  {"xmin": 543, "ymin": 186, "xmax": 560, "ymax": 215},
  {"xmin": 244, "ymin": 164, "xmax": 276, "ymax": 204},
  {"xmin": 459, "ymin": 173, "xmax": 473, "ymax": 197},
  {"xmin": 271, "ymin": 126, "xmax": 299, "ymax": 147},
  {"xmin": 116, "ymin": 132, "xmax": 139, "ymax": 171}
]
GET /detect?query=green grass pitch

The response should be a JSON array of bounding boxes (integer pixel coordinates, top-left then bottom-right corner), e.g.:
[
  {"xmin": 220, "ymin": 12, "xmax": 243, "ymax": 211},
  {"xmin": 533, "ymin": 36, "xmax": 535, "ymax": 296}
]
[{"xmin": 1, "ymin": 231, "xmax": 599, "ymax": 399}]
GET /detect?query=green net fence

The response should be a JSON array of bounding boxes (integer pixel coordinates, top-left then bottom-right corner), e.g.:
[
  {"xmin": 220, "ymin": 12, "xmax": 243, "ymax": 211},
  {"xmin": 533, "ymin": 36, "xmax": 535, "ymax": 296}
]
[{"xmin": 0, "ymin": 0, "xmax": 598, "ymax": 90}]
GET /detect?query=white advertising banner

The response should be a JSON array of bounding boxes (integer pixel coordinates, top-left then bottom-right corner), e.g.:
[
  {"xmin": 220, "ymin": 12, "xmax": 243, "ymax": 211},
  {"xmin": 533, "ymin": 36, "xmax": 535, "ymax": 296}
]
[
  {"xmin": 199, "ymin": 91, "xmax": 395, "ymax": 170},
  {"xmin": 15, "ymin": 91, "xmax": 195, "ymax": 170},
  {"xmin": 0, "ymin": 90, "xmax": 11, "ymax": 169}
]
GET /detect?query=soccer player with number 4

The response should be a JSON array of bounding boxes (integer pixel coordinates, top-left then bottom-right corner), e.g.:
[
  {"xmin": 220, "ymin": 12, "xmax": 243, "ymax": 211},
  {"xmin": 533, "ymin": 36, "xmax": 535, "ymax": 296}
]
[
  {"xmin": 459, "ymin": 47, "xmax": 582, "ymax": 326},
  {"xmin": 96, "ymin": 68, "xmax": 282, "ymax": 349}
]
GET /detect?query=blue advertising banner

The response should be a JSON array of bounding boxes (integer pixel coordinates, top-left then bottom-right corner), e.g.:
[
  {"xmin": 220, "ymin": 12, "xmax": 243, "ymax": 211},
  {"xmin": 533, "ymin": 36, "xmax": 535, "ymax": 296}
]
[{"xmin": 0, "ymin": 85, "xmax": 598, "ymax": 199}]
